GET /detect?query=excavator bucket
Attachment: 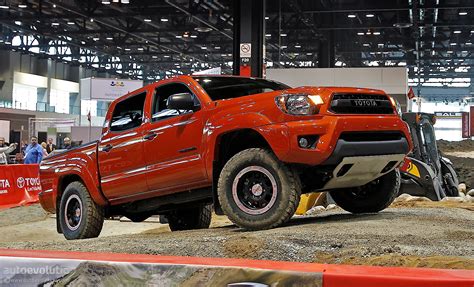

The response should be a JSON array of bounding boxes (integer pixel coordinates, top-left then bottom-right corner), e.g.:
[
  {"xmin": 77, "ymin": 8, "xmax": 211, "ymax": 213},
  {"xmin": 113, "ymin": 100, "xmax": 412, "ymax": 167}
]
[{"xmin": 295, "ymin": 192, "xmax": 327, "ymax": 215}]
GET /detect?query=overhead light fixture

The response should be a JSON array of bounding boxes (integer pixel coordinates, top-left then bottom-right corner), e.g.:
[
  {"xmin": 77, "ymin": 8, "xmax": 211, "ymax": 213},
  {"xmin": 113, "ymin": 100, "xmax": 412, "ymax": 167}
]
[
  {"xmin": 363, "ymin": 43, "xmax": 370, "ymax": 47},
  {"xmin": 90, "ymin": 18, "xmax": 94, "ymax": 22},
  {"xmin": 357, "ymin": 32, "xmax": 364, "ymax": 35},
  {"xmin": 265, "ymin": 34, "xmax": 271, "ymax": 37},
  {"xmin": 280, "ymin": 33, "xmax": 287, "ymax": 37},
  {"xmin": 53, "ymin": 4, "xmax": 56, "ymax": 8},
  {"xmin": 124, "ymin": 48, "xmax": 131, "ymax": 51},
  {"xmin": 393, "ymin": 22, "xmax": 412, "ymax": 28},
  {"xmin": 0, "ymin": 4, "xmax": 9, "ymax": 9},
  {"xmin": 67, "ymin": 21, "xmax": 75, "ymax": 25},
  {"xmin": 373, "ymin": 31, "xmax": 381, "ymax": 35},
  {"xmin": 14, "ymin": 21, "xmax": 21, "ymax": 25},
  {"xmin": 454, "ymin": 30, "xmax": 461, "ymax": 34},
  {"xmin": 18, "ymin": 3, "xmax": 27, "ymax": 8},
  {"xmin": 190, "ymin": 34, "xmax": 197, "ymax": 38},
  {"xmin": 466, "ymin": 42, "xmax": 472, "ymax": 45},
  {"xmin": 281, "ymin": 45, "xmax": 287, "ymax": 49},
  {"xmin": 295, "ymin": 45, "xmax": 301, "ymax": 48},
  {"xmin": 348, "ymin": 14, "xmax": 356, "ymax": 18},
  {"xmin": 144, "ymin": 18, "xmax": 151, "ymax": 22},
  {"xmin": 102, "ymin": 0, "xmax": 111, "ymax": 4},
  {"xmin": 52, "ymin": 22, "xmax": 60, "ymax": 26},
  {"xmin": 215, "ymin": 46, "xmax": 221, "ymax": 49},
  {"xmin": 195, "ymin": 27, "xmax": 212, "ymax": 33},
  {"xmin": 81, "ymin": 41, "xmax": 86, "ymax": 44},
  {"xmin": 121, "ymin": 0, "xmax": 130, "ymax": 3},
  {"xmin": 106, "ymin": 37, "xmax": 113, "ymax": 40},
  {"xmin": 93, "ymin": 37, "xmax": 99, "ymax": 41},
  {"xmin": 201, "ymin": 46, "xmax": 207, "ymax": 50},
  {"xmin": 161, "ymin": 18, "xmax": 169, "ymax": 22},
  {"xmin": 366, "ymin": 14, "xmax": 375, "ymax": 18},
  {"xmin": 164, "ymin": 55, "xmax": 170, "ymax": 58},
  {"xmin": 366, "ymin": 31, "xmax": 372, "ymax": 35},
  {"xmin": 450, "ymin": 43, "xmax": 457, "ymax": 46},
  {"xmin": 175, "ymin": 35, "xmax": 182, "ymax": 38},
  {"xmin": 459, "ymin": 11, "xmax": 468, "ymax": 16},
  {"xmin": 265, "ymin": 16, "xmax": 269, "ymax": 20},
  {"xmin": 137, "ymin": 47, "xmax": 144, "ymax": 51}
]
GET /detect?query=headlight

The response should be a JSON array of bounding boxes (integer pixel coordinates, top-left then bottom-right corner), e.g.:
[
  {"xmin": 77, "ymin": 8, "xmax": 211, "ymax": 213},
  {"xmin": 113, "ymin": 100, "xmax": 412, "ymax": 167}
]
[
  {"xmin": 275, "ymin": 94, "xmax": 324, "ymax": 115},
  {"xmin": 389, "ymin": 96, "xmax": 402, "ymax": 116}
]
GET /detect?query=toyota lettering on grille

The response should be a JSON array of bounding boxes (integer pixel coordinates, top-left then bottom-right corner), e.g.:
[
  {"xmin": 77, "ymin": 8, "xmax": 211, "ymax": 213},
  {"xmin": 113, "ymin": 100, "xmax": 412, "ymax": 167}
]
[{"xmin": 352, "ymin": 99, "xmax": 378, "ymax": 107}]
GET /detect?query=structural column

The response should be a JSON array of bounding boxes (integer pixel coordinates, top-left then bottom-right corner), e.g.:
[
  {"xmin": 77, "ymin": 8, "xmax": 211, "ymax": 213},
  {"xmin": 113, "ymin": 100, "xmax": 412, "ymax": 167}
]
[{"xmin": 233, "ymin": 0, "xmax": 265, "ymax": 77}]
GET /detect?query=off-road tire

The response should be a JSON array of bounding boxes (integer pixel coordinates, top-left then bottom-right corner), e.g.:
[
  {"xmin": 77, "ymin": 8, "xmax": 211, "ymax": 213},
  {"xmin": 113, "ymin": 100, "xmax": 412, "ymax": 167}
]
[
  {"xmin": 59, "ymin": 181, "xmax": 105, "ymax": 240},
  {"xmin": 329, "ymin": 169, "xmax": 400, "ymax": 214},
  {"xmin": 217, "ymin": 148, "xmax": 301, "ymax": 230},
  {"xmin": 168, "ymin": 204, "xmax": 212, "ymax": 231}
]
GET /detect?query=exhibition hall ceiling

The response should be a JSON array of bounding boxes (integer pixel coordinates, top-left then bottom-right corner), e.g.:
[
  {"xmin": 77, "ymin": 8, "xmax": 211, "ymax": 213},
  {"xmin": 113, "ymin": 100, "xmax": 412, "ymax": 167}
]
[{"xmin": 0, "ymin": 0, "xmax": 473, "ymax": 83}]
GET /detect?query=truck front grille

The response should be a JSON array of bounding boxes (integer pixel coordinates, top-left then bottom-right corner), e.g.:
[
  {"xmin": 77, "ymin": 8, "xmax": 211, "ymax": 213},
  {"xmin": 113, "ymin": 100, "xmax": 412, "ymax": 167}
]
[{"xmin": 330, "ymin": 93, "xmax": 394, "ymax": 114}]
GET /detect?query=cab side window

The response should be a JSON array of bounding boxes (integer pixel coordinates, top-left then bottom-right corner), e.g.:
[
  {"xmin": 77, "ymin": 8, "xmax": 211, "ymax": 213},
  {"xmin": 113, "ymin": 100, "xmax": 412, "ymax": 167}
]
[
  {"xmin": 152, "ymin": 83, "xmax": 200, "ymax": 122},
  {"xmin": 110, "ymin": 92, "xmax": 146, "ymax": 132}
]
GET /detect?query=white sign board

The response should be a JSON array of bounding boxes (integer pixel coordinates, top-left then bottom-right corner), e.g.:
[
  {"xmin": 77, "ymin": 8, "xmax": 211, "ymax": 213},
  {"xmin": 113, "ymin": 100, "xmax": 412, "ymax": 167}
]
[
  {"xmin": 80, "ymin": 78, "xmax": 143, "ymax": 101},
  {"xmin": 193, "ymin": 67, "xmax": 222, "ymax": 75},
  {"xmin": 240, "ymin": 43, "xmax": 252, "ymax": 58}
]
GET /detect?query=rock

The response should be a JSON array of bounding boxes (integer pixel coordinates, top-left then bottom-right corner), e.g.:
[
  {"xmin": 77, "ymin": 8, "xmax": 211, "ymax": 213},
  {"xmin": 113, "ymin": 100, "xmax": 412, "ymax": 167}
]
[
  {"xmin": 458, "ymin": 191, "xmax": 466, "ymax": 198},
  {"xmin": 467, "ymin": 189, "xmax": 474, "ymax": 197},
  {"xmin": 306, "ymin": 205, "xmax": 326, "ymax": 215},
  {"xmin": 441, "ymin": 196, "xmax": 465, "ymax": 203},
  {"xmin": 326, "ymin": 204, "xmax": 337, "ymax": 210},
  {"xmin": 394, "ymin": 193, "xmax": 412, "ymax": 202},
  {"xmin": 458, "ymin": 183, "xmax": 467, "ymax": 194},
  {"xmin": 406, "ymin": 196, "xmax": 431, "ymax": 202},
  {"xmin": 465, "ymin": 195, "xmax": 474, "ymax": 203}
]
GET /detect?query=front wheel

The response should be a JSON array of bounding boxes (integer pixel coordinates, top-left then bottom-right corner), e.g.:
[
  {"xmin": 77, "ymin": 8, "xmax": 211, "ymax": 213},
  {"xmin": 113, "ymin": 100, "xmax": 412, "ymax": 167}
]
[
  {"xmin": 329, "ymin": 169, "xmax": 400, "ymax": 214},
  {"xmin": 59, "ymin": 181, "xmax": 105, "ymax": 240},
  {"xmin": 218, "ymin": 148, "xmax": 301, "ymax": 230}
]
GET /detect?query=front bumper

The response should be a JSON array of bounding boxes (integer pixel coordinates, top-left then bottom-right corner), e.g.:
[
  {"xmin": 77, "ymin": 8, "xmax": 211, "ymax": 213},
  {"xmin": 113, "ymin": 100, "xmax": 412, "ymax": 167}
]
[{"xmin": 279, "ymin": 114, "xmax": 412, "ymax": 166}]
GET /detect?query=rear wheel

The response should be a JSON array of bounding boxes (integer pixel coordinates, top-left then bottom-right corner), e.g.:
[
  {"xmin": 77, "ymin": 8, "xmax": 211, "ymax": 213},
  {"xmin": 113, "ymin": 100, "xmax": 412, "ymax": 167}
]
[
  {"xmin": 59, "ymin": 181, "xmax": 105, "ymax": 240},
  {"xmin": 218, "ymin": 148, "xmax": 301, "ymax": 230},
  {"xmin": 329, "ymin": 169, "xmax": 400, "ymax": 214},
  {"xmin": 168, "ymin": 204, "xmax": 212, "ymax": 231}
]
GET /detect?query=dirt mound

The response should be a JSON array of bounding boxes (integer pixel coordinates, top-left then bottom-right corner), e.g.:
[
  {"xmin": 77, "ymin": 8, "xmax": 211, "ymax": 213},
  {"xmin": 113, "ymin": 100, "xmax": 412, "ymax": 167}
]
[
  {"xmin": 437, "ymin": 139, "xmax": 474, "ymax": 153},
  {"xmin": 443, "ymin": 155, "xmax": 474, "ymax": 189},
  {"xmin": 0, "ymin": 205, "xmax": 48, "ymax": 227}
]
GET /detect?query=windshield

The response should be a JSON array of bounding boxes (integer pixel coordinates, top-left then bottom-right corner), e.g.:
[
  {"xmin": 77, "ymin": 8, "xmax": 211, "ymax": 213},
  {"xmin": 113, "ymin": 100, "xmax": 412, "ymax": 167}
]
[{"xmin": 192, "ymin": 76, "xmax": 290, "ymax": 101}]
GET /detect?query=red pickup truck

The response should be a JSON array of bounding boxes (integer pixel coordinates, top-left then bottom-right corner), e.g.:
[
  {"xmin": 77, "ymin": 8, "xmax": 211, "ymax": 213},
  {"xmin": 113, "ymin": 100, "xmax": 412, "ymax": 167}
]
[{"xmin": 39, "ymin": 75, "xmax": 412, "ymax": 240}]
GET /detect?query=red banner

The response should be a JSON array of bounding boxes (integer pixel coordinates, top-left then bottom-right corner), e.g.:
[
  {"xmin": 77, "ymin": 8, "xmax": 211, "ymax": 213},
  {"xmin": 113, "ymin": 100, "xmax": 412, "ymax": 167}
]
[
  {"xmin": 462, "ymin": 112, "xmax": 470, "ymax": 138},
  {"xmin": 0, "ymin": 164, "xmax": 41, "ymax": 209}
]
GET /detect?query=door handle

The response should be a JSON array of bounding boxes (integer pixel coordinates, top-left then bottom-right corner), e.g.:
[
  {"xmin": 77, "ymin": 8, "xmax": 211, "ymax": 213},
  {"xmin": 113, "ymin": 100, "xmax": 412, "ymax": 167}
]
[
  {"xmin": 102, "ymin": 144, "xmax": 113, "ymax": 152},
  {"xmin": 144, "ymin": 133, "xmax": 157, "ymax": 140}
]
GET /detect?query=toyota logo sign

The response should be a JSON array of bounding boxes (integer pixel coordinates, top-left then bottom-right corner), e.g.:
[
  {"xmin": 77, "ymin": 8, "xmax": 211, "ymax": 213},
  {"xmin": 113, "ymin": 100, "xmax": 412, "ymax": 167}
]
[{"xmin": 16, "ymin": 177, "xmax": 25, "ymax": 189}]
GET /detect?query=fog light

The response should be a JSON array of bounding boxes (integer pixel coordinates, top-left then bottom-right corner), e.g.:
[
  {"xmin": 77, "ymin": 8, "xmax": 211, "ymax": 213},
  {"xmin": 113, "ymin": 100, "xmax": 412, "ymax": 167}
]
[{"xmin": 299, "ymin": 137, "xmax": 309, "ymax": 148}]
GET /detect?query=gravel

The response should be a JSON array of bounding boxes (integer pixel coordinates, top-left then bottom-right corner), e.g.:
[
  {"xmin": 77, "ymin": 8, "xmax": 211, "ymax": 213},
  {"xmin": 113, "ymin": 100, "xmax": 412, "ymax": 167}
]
[{"xmin": 1, "ymin": 202, "xmax": 473, "ymax": 269}]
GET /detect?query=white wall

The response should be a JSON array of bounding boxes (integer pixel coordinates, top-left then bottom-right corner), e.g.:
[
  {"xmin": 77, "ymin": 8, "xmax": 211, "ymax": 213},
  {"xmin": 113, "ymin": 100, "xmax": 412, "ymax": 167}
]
[{"xmin": 267, "ymin": 67, "xmax": 408, "ymax": 94}]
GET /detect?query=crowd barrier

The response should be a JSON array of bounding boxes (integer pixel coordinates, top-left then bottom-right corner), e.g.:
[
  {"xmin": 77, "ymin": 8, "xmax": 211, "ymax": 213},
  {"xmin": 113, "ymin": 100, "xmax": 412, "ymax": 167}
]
[
  {"xmin": 0, "ymin": 164, "xmax": 41, "ymax": 209},
  {"xmin": 0, "ymin": 249, "xmax": 472, "ymax": 286}
]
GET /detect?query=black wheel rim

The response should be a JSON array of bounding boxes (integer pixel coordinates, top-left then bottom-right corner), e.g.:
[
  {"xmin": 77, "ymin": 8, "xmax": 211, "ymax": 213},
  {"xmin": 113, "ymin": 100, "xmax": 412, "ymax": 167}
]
[
  {"xmin": 64, "ymin": 194, "xmax": 82, "ymax": 231},
  {"xmin": 232, "ymin": 166, "xmax": 278, "ymax": 215}
]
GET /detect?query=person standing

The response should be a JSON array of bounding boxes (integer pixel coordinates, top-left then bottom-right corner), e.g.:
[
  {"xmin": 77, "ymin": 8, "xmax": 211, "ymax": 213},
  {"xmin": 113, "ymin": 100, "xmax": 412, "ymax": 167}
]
[
  {"xmin": 46, "ymin": 138, "xmax": 56, "ymax": 154},
  {"xmin": 41, "ymin": 142, "xmax": 49, "ymax": 157},
  {"xmin": 63, "ymin": 137, "xmax": 72, "ymax": 149},
  {"xmin": 0, "ymin": 137, "xmax": 17, "ymax": 165},
  {"xmin": 24, "ymin": 136, "xmax": 43, "ymax": 164}
]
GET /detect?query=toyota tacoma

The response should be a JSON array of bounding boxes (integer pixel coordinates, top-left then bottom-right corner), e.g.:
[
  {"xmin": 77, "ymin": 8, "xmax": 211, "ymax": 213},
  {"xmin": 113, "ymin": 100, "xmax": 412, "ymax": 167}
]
[{"xmin": 39, "ymin": 76, "xmax": 412, "ymax": 240}]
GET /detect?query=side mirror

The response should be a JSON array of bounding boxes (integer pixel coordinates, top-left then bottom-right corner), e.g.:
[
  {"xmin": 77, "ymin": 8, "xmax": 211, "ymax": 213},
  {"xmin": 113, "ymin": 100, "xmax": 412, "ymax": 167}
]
[{"xmin": 166, "ymin": 93, "xmax": 197, "ymax": 111}]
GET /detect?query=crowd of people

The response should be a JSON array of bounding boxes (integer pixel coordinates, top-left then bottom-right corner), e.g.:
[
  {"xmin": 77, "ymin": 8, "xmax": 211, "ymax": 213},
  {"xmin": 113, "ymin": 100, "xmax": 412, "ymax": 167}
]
[{"xmin": 0, "ymin": 136, "xmax": 73, "ymax": 165}]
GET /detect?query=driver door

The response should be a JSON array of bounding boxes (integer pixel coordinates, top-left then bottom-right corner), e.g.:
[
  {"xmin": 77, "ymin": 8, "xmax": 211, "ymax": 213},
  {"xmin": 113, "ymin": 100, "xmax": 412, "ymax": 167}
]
[{"xmin": 143, "ymin": 82, "xmax": 208, "ymax": 195}]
